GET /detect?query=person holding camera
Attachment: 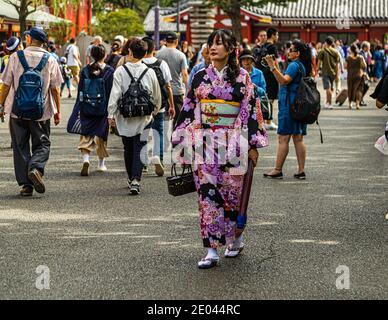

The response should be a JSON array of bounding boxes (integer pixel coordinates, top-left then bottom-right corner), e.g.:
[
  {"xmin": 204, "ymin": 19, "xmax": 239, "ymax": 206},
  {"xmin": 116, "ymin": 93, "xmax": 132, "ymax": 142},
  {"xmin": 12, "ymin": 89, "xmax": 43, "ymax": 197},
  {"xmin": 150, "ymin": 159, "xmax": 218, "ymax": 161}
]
[
  {"xmin": 263, "ymin": 40, "xmax": 312, "ymax": 180},
  {"xmin": 256, "ymin": 28, "xmax": 280, "ymax": 130}
]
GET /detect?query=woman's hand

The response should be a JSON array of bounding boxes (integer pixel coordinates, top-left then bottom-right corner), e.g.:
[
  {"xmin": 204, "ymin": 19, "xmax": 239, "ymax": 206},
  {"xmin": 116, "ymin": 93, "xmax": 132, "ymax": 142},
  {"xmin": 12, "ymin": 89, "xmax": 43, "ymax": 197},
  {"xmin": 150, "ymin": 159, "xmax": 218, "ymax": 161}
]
[{"xmin": 248, "ymin": 148, "xmax": 259, "ymax": 168}]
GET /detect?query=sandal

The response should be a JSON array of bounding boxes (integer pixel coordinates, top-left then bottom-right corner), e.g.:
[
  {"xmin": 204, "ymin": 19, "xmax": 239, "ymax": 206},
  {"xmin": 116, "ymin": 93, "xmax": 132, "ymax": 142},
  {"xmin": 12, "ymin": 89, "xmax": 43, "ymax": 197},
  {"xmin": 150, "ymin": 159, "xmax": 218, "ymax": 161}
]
[
  {"xmin": 197, "ymin": 256, "xmax": 219, "ymax": 269},
  {"xmin": 224, "ymin": 244, "xmax": 245, "ymax": 258}
]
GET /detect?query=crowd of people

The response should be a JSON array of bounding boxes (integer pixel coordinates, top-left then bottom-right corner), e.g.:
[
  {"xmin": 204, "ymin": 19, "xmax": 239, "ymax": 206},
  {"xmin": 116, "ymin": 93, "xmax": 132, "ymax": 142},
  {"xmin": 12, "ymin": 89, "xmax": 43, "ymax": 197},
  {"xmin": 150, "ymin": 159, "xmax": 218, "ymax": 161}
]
[{"xmin": 0, "ymin": 26, "xmax": 387, "ymax": 269}]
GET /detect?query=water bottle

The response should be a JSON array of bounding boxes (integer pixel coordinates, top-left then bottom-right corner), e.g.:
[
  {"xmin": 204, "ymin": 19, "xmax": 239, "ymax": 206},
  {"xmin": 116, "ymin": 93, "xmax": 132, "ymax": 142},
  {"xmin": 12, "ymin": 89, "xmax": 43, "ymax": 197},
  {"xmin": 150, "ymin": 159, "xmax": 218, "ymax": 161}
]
[{"xmin": 79, "ymin": 91, "xmax": 84, "ymax": 102}]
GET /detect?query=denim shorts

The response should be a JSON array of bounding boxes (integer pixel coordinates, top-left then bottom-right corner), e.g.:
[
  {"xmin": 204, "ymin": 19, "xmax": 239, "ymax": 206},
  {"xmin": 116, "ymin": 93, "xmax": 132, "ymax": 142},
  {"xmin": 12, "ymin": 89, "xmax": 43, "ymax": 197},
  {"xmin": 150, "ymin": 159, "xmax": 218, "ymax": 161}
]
[{"xmin": 322, "ymin": 75, "xmax": 335, "ymax": 90}]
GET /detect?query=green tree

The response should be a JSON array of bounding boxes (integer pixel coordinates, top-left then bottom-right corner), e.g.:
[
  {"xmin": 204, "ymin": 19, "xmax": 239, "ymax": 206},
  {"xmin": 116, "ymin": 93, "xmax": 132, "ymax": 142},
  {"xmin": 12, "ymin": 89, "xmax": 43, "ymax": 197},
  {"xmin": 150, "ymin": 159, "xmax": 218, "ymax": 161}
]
[
  {"xmin": 94, "ymin": 8, "xmax": 144, "ymax": 42},
  {"xmin": 205, "ymin": 0, "xmax": 298, "ymax": 42},
  {"xmin": 3, "ymin": 0, "xmax": 79, "ymax": 35}
]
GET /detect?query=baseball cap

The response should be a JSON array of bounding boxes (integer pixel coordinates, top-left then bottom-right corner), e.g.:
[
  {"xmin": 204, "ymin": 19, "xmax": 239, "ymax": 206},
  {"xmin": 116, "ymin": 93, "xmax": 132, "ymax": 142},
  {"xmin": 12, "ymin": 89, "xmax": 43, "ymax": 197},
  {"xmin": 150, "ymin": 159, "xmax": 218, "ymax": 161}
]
[
  {"xmin": 165, "ymin": 32, "xmax": 178, "ymax": 41},
  {"xmin": 25, "ymin": 27, "xmax": 48, "ymax": 43},
  {"xmin": 6, "ymin": 37, "xmax": 21, "ymax": 51},
  {"xmin": 60, "ymin": 57, "xmax": 67, "ymax": 63}
]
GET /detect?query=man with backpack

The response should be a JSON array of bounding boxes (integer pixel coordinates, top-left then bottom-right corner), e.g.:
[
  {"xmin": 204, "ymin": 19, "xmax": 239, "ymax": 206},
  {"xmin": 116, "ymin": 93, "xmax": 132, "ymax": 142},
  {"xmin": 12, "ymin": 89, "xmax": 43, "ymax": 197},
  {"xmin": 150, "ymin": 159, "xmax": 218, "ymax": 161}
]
[
  {"xmin": 142, "ymin": 37, "xmax": 175, "ymax": 177},
  {"xmin": 107, "ymin": 38, "xmax": 161, "ymax": 195},
  {"xmin": 0, "ymin": 27, "xmax": 63, "ymax": 196}
]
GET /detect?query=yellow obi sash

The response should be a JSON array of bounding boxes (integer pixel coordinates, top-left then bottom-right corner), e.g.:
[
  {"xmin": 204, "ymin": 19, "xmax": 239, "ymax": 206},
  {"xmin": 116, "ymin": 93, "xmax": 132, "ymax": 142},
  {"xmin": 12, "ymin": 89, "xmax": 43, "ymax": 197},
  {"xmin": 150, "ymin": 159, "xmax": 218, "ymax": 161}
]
[{"xmin": 200, "ymin": 99, "xmax": 240, "ymax": 128}]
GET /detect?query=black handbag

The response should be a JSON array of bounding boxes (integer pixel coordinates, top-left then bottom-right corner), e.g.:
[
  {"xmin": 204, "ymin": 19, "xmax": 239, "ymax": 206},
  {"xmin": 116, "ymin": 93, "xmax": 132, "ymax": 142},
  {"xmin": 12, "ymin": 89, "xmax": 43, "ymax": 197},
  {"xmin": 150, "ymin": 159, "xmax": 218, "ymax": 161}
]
[{"xmin": 166, "ymin": 164, "xmax": 196, "ymax": 196}]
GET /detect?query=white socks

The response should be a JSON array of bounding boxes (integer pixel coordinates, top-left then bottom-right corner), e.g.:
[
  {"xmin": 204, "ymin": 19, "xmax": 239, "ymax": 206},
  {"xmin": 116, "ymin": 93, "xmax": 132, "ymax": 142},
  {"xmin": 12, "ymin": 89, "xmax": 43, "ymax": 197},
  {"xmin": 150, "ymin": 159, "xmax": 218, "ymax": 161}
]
[
  {"xmin": 98, "ymin": 158, "xmax": 105, "ymax": 167},
  {"xmin": 206, "ymin": 248, "xmax": 219, "ymax": 259},
  {"xmin": 82, "ymin": 153, "xmax": 90, "ymax": 163}
]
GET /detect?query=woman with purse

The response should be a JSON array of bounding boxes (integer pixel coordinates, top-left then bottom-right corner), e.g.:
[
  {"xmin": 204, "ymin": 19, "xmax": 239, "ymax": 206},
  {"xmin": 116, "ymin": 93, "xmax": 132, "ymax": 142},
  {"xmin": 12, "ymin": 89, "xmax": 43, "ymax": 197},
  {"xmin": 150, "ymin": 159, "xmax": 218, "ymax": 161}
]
[
  {"xmin": 172, "ymin": 29, "xmax": 269, "ymax": 269},
  {"xmin": 67, "ymin": 44, "xmax": 115, "ymax": 176},
  {"xmin": 263, "ymin": 40, "xmax": 312, "ymax": 180}
]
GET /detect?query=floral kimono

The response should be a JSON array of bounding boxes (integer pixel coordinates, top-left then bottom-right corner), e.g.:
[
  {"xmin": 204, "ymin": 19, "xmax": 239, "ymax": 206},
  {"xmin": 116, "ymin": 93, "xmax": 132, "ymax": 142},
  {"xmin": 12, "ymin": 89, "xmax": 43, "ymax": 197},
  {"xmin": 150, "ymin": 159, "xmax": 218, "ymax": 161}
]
[{"xmin": 173, "ymin": 64, "xmax": 269, "ymax": 248}]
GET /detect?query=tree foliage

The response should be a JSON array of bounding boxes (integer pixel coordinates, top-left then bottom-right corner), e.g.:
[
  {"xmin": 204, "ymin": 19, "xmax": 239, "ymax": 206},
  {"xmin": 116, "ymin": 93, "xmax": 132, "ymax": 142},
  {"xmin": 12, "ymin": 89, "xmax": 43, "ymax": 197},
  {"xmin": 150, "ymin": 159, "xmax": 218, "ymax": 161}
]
[
  {"xmin": 93, "ymin": 8, "xmax": 145, "ymax": 42},
  {"xmin": 4, "ymin": 0, "xmax": 79, "ymax": 35}
]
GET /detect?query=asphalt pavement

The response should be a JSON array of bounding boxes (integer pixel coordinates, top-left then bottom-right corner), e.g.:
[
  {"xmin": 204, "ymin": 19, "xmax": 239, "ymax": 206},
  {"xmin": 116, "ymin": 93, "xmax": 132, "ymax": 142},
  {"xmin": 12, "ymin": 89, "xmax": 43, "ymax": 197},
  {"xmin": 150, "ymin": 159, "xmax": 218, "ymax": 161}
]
[{"xmin": 0, "ymin": 81, "xmax": 387, "ymax": 299}]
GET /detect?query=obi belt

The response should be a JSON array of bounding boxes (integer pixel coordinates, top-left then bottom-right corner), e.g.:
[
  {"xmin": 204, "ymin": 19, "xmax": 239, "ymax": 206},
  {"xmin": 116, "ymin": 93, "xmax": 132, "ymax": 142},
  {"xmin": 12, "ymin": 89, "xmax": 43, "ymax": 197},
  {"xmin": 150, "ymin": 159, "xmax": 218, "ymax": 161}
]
[{"xmin": 200, "ymin": 99, "xmax": 240, "ymax": 129}]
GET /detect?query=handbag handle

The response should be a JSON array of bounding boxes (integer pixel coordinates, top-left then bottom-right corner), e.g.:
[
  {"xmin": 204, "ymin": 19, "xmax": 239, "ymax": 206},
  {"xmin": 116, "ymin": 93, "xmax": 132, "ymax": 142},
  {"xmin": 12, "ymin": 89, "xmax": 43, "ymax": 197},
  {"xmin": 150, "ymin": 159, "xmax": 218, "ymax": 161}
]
[{"xmin": 171, "ymin": 163, "xmax": 192, "ymax": 177}]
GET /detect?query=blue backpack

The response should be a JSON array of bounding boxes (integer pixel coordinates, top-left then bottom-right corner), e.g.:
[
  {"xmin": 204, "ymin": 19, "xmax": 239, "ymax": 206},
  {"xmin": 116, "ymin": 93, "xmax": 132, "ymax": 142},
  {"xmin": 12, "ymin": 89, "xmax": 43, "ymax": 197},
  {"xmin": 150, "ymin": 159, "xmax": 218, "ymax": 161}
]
[
  {"xmin": 13, "ymin": 51, "xmax": 49, "ymax": 120},
  {"xmin": 79, "ymin": 67, "xmax": 107, "ymax": 117}
]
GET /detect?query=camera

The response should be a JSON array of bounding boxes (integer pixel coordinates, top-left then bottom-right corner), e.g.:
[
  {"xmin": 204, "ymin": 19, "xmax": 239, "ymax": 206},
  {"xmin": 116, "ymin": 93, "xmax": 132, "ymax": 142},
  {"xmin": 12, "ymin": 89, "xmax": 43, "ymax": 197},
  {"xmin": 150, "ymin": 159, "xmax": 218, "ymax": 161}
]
[{"xmin": 261, "ymin": 54, "xmax": 275, "ymax": 68}]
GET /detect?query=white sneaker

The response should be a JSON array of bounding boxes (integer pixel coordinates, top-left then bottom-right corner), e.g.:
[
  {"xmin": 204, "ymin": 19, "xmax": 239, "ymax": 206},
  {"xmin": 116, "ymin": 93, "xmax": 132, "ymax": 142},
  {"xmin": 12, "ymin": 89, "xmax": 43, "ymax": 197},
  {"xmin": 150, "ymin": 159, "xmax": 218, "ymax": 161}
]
[
  {"xmin": 130, "ymin": 179, "xmax": 140, "ymax": 195},
  {"xmin": 97, "ymin": 165, "xmax": 107, "ymax": 172},
  {"xmin": 324, "ymin": 103, "xmax": 333, "ymax": 109},
  {"xmin": 265, "ymin": 122, "xmax": 278, "ymax": 130}
]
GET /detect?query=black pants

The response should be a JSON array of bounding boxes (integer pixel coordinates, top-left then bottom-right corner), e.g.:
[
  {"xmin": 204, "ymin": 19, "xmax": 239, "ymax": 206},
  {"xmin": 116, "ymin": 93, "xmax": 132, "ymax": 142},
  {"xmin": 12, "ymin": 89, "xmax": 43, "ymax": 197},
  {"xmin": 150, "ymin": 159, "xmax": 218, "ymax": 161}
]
[
  {"xmin": 173, "ymin": 94, "xmax": 184, "ymax": 129},
  {"xmin": 122, "ymin": 134, "xmax": 147, "ymax": 181},
  {"xmin": 9, "ymin": 118, "xmax": 51, "ymax": 186}
]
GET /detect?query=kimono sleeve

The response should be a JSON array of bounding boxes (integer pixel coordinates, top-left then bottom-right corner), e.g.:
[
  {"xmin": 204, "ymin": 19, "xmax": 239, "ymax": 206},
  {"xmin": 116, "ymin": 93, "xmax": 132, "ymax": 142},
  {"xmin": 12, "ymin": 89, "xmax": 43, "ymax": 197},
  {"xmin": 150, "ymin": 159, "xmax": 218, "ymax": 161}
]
[{"xmin": 171, "ymin": 72, "xmax": 200, "ymax": 148}]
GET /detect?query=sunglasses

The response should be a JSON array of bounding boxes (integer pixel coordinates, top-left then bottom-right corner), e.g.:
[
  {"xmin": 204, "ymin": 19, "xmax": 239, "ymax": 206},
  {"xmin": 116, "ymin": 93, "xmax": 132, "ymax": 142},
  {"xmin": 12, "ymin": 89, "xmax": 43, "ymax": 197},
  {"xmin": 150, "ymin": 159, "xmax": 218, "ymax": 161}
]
[{"xmin": 289, "ymin": 49, "xmax": 299, "ymax": 53}]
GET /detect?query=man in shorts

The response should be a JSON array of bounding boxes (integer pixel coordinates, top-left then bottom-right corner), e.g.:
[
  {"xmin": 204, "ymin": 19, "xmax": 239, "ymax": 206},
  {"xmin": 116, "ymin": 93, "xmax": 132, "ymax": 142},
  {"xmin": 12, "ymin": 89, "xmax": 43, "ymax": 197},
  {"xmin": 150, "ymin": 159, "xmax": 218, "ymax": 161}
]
[
  {"xmin": 66, "ymin": 38, "xmax": 82, "ymax": 85},
  {"xmin": 317, "ymin": 37, "xmax": 340, "ymax": 109}
]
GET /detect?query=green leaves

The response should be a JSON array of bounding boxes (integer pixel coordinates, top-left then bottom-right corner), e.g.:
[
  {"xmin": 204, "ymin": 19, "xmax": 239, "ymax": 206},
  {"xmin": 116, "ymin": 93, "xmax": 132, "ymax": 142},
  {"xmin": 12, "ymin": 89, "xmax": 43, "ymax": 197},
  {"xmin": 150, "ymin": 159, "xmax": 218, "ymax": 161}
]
[{"xmin": 93, "ymin": 8, "xmax": 145, "ymax": 43}]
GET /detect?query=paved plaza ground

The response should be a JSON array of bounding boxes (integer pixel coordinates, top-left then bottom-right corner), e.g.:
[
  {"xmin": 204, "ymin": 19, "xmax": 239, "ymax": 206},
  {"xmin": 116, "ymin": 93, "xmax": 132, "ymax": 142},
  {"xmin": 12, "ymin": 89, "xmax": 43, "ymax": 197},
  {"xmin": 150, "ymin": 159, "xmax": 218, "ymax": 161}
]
[{"xmin": 0, "ymin": 81, "xmax": 387, "ymax": 299}]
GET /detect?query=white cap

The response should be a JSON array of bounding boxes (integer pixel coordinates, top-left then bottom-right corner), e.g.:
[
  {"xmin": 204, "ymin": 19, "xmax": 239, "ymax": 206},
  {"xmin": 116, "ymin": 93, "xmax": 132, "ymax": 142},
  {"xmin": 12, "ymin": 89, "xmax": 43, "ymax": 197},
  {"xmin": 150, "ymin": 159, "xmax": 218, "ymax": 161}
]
[{"xmin": 114, "ymin": 35, "xmax": 125, "ymax": 44}]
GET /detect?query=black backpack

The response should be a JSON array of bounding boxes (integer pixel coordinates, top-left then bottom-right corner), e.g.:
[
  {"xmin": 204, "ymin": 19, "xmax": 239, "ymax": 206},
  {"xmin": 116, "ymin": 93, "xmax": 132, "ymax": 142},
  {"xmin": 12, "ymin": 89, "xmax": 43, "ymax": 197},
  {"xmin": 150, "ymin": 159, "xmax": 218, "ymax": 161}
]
[
  {"xmin": 118, "ymin": 65, "xmax": 155, "ymax": 118},
  {"xmin": 143, "ymin": 59, "xmax": 168, "ymax": 108},
  {"xmin": 289, "ymin": 62, "xmax": 323, "ymax": 143}
]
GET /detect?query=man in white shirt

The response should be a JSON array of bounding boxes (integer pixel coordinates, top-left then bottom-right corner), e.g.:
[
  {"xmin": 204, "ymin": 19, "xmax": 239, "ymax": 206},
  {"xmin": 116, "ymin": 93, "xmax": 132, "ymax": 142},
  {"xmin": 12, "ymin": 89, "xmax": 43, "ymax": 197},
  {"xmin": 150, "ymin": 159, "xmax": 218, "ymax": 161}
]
[
  {"xmin": 66, "ymin": 38, "xmax": 82, "ymax": 85},
  {"xmin": 142, "ymin": 37, "xmax": 175, "ymax": 177},
  {"xmin": 108, "ymin": 38, "xmax": 161, "ymax": 195}
]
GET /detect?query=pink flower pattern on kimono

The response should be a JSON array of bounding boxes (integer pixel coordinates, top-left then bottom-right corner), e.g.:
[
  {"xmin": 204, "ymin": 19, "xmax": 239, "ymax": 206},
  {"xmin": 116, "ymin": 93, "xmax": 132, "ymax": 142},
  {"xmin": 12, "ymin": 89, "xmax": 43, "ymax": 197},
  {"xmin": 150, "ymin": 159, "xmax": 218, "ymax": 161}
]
[{"xmin": 172, "ymin": 64, "xmax": 269, "ymax": 248}]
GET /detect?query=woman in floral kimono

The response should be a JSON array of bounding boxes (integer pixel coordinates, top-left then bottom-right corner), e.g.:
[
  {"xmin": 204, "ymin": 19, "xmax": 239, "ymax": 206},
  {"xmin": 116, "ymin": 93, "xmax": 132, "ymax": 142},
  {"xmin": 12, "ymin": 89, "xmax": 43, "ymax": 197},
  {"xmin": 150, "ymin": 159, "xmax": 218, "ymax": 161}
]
[{"xmin": 172, "ymin": 30, "xmax": 269, "ymax": 269}]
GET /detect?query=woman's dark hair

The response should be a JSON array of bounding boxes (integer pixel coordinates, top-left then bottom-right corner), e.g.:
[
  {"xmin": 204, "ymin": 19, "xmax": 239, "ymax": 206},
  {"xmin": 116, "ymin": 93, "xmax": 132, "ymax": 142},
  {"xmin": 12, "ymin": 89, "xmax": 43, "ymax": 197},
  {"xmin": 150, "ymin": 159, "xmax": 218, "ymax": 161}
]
[
  {"xmin": 89, "ymin": 44, "xmax": 106, "ymax": 75},
  {"xmin": 129, "ymin": 38, "xmax": 148, "ymax": 59},
  {"xmin": 292, "ymin": 40, "xmax": 312, "ymax": 76},
  {"xmin": 376, "ymin": 45, "xmax": 382, "ymax": 51},
  {"xmin": 207, "ymin": 29, "xmax": 239, "ymax": 84},
  {"xmin": 111, "ymin": 41, "xmax": 121, "ymax": 53},
  {"xmin": 350, "ymin": 44, "xmax": 359, "ymax": 56},
  {"xmin": 142, "ymin": 37, "xmax": 155, "ymax": 54},
  {"xmin": 121, "ymin": 38, "xmax": 134, "ymax": 56}
]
